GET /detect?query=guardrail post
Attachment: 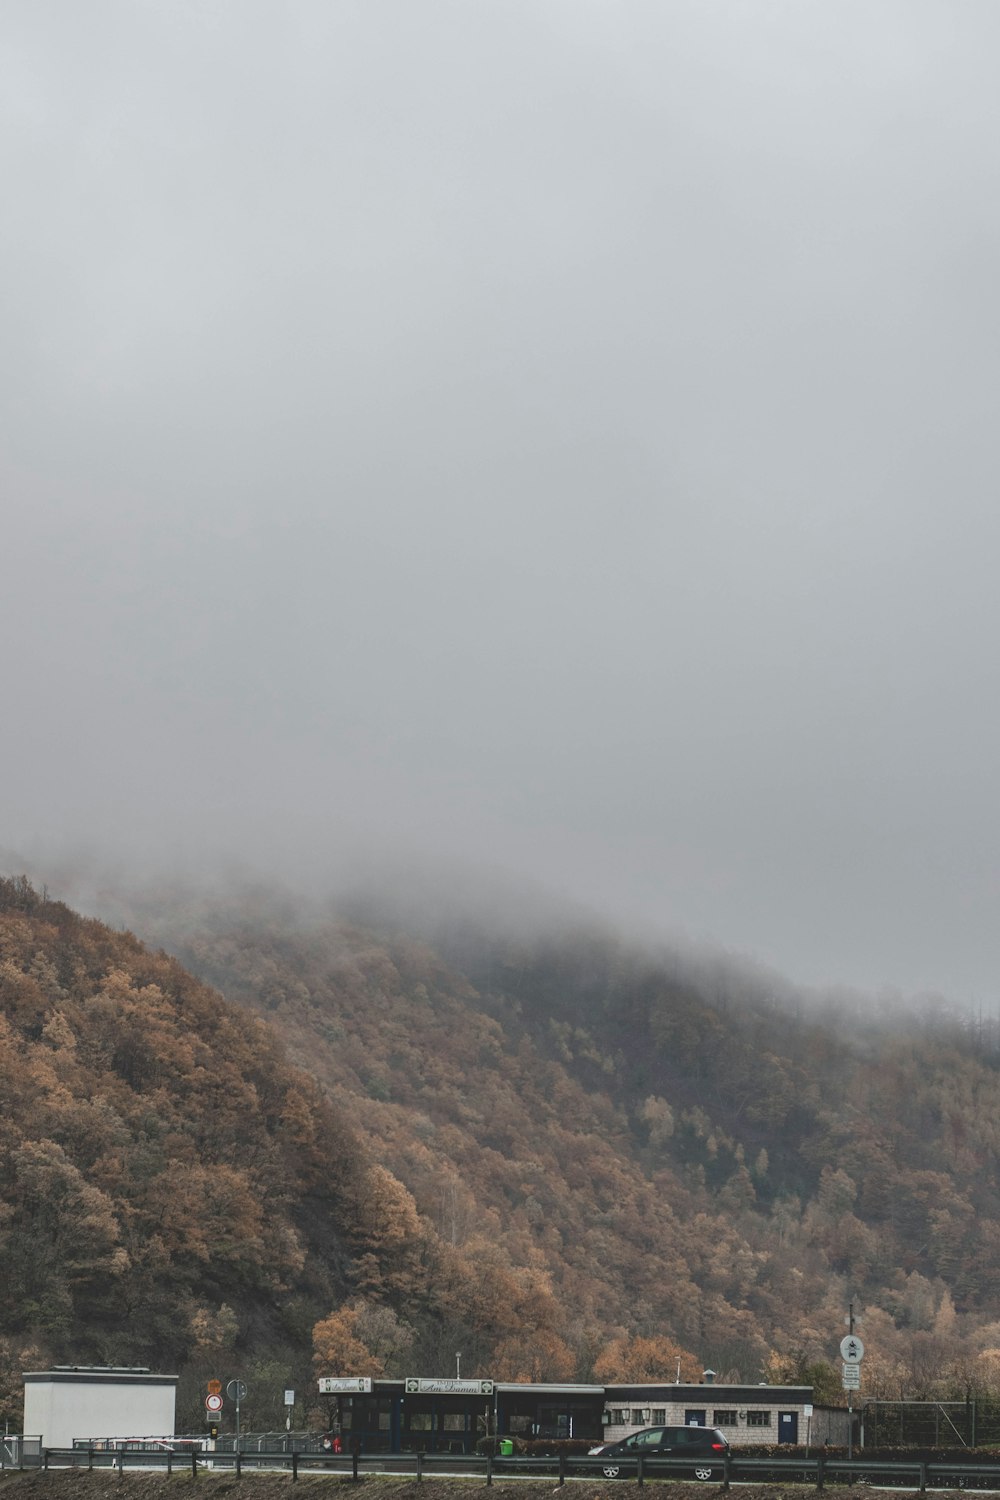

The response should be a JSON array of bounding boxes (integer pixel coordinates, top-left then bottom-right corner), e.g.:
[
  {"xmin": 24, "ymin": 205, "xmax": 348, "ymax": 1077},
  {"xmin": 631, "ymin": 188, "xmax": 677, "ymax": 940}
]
[
  {"xmin": 416, "ymin": 1450, "xmax": 423, "ymax": 1482},
  {"xmin": 636, "ymin": 1454, "xmax": 644, "ymax": 1488},
  {"xmin": 235, "ymin": 1449, "xmax": 242, "ymax": 1477},
  {"xmin": 816, "ymin": 1453, "xmax": 825, "ymax": 1490},
  {"xmin": 117, "ymin": 1446, "xmax": 124, "ymax": 1474},
  {"xmin": 292, "ymin": 1452, "xmax": 298, "ymax": 1481},
  {"xmin": 89, "ymin": 1447, "xmax": 94, "ymax": 1471},
  {"xmin": 486, "ymin": 1452, "xmax": 493, "ymax": 1486},
  {"xmin": 723, "ymin": 1449, "xmax": 731, "ymax": 1491},
  {"xmin": 559, "ymin": 1452, "xmax": 566, "ymax": 1486},
  {"xmin": 352, "ymin": 1451, "xmax": 359, "ymax": 1481},
  {"xmin": 167, "ymin": 1451, "xmax": 172, "ymax": 1477},
  {"xmin": 42, "ymin": 1451, "xmax": 48, "ymax": 1473},
  {"xmin": 919, "ymin": 1462, "xmax": 926, "ymax": 1493},
  {"xmin": 191, "ymin": 1450, "xmax": 197, "ymax": 1478}
]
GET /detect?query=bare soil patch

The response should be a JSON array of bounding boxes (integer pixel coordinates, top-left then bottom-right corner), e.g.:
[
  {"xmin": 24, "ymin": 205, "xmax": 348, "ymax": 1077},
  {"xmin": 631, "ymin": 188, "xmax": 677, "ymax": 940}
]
[{"xmin": 0, "ymin": 1474, "xmax": 965, "ymax": 1500}]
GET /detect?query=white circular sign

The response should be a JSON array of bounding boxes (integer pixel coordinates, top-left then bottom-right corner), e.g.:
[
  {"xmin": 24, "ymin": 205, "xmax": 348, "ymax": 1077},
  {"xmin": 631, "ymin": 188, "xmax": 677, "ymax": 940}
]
[
  {"xmin": 840, "ymin": 1335, "xmax": 865, "ymax": 1363},
  {"xmin": 206, "ymin": 1393, "xmax": 224, "ymax": 1412}
]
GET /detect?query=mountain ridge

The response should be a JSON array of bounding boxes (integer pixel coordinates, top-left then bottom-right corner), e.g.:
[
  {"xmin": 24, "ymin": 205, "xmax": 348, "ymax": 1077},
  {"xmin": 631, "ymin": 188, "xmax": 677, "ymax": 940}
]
[{"xmin": 3, "ymin": 870, "xmax": 1000, "ymax": 1431}]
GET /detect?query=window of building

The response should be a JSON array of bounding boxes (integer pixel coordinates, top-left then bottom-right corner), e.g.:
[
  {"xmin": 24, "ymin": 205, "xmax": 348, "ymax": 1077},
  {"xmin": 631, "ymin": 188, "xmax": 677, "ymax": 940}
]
[
  {"xmin": 713, "ymin": 1411, "xmax": 738, "ymax": 1427},
  {"xmin": 608, "ymin": 1409, "xmax": 628, "ymax": 1426},
  {"xmin": 651, "ymin": 1409, "xmax": 666, "ymax": 1424},
  {"xmin": 747, "ymin": 1411, "xmax": 771, "ymax": 1427},
  {"xmin": 442, "ymin": 1414, "xmax": 466, "ymax": 1431}
]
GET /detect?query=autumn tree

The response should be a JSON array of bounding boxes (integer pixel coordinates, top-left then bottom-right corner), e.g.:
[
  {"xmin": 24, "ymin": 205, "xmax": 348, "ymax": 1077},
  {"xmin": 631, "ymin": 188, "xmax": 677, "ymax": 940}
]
[
  {"xmin": 312, "ymin": 1300, "xmax": 414, "ymax": 1377},
  {"xmin": 594, "ymin": 1334, "xmax": 702, "ymax": 1383}
]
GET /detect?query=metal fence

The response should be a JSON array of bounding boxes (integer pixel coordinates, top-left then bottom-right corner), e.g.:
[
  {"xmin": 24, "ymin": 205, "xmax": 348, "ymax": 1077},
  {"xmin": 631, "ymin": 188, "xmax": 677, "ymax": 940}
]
[
  {"xmin": 865, "ymin": 1400, "xmax": 1000, "ymax": 1450},
  {"xmin": 1, "ymin": 1436, "xmax": 41, "ymax": 1468}
]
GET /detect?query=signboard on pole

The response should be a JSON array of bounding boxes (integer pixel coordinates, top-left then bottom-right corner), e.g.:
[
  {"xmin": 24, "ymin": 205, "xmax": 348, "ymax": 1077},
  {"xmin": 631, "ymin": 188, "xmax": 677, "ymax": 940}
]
[{"xmin": 842, "ymin": 1363, "xmax": 861, "ymax": 1389}]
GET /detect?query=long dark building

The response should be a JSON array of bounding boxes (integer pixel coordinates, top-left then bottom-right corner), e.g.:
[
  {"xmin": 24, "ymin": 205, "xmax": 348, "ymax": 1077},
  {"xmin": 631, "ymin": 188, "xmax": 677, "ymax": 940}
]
[{"xmin": 316, "ymin": 1372, "xmax": 845, "ymax": 1454}]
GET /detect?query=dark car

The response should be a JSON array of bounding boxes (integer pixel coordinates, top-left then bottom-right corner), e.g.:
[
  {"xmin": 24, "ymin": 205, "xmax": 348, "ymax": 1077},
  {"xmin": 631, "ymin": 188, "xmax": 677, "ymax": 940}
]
[{"xmin": 588, "ymin": 1425, "xmax": 730, "ymax": 1480}]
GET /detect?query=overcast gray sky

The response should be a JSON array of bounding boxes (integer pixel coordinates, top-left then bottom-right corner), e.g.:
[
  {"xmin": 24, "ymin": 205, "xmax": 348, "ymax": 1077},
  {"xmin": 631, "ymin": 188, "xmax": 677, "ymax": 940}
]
[{"xmin": 4, "ymin": 0, "xmax": 1000, "ymax": 997}]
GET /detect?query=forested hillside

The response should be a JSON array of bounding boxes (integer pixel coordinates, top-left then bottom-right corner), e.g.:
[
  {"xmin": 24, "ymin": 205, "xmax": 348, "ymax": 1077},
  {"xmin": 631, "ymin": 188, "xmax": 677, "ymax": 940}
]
[
  {"xmin": 104, "ymin": 879, "xmax": 1000, "ymax": 1407},
  {"xmin": 5, "ymin": 872, "xmax": 1000, "ymax": 1438}
]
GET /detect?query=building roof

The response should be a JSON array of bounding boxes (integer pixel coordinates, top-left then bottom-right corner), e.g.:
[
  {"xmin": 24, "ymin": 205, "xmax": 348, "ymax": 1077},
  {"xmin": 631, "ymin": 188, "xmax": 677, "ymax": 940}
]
[
  {"xmin": 23, "ymin": 1369, "xmax": 178, "ymax": 1385},
  {"xmin": 605, "ymin": 1382, "xmax": 813, "ymax": 1402}
]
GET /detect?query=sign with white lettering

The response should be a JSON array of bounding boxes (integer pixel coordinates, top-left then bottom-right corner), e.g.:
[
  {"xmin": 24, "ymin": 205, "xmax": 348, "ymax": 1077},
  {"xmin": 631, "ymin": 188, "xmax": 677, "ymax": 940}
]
[
  {"xmin": 842, "ymin": 1363, "xmax": 861, "ymax": 1389},
  {"xmin": 318, "ymin": 1377, "xmax": 373, "ymax": 1393}
]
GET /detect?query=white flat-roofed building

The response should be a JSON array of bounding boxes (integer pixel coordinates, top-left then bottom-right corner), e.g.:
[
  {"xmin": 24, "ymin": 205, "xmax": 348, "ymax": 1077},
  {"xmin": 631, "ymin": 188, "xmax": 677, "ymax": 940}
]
[
  {"xmin": 601, "ymin": 1378, "xmax": 815, "ymax": 1447},
  {"xmin": 23, "ymin": 1366, "xmax": 178, "ymax": 1448}
]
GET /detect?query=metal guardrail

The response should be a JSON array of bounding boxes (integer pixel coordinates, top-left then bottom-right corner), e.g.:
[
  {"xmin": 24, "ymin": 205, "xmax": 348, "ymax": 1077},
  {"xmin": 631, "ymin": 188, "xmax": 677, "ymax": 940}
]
[
  {"xmin": 44, "ymin": 1447, "xmax": 207, "ymax": 1477},
  {"xmin": 34, "ymin": 1446, "xmax": 1000, "ymax": 1488}
]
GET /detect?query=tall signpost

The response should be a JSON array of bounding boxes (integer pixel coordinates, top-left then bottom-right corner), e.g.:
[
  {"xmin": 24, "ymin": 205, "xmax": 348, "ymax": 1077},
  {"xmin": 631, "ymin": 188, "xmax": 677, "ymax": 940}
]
[
  {"xmin": 205, "ymin": 1382, "xmax": 223, "ymax": 1447},
  {"xmin": 227, "ymin": 1380, "xmax": 248, "ymax": 1451},
  {"xmin": 841, "ymin": 1305, "xmax": 864, "ymax": 1461}
]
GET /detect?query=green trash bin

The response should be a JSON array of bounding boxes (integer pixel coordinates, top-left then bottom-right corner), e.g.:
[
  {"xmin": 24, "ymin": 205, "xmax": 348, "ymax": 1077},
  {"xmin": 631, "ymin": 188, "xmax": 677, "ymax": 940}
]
[{"xmin": 499, "ymin": 1439, "xmax": 514, "ymax": 1456}]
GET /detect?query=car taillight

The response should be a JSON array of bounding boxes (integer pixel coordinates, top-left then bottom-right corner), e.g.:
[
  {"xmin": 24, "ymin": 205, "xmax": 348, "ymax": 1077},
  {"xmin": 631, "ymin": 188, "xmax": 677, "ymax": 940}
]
[{"xmin": 711, "ymin": 1443, "xmax": 726, "ymax": 1451}]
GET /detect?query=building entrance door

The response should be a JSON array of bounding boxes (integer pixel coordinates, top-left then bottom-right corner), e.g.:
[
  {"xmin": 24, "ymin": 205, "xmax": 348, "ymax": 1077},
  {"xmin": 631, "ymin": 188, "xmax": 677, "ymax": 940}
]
[{"xmin": 778, "ymin": 1412, "xmax": 798, "ymax": 1444}]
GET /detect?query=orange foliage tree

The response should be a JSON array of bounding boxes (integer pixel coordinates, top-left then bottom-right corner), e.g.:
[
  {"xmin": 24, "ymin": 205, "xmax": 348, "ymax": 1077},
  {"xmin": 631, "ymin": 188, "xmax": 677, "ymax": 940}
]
[
  {"xmin": 312, "ymin": 1300, "xmax": 415, "ymax": 1378},
  {"xmin": 594, "ymin": 1334, "xmax": 702, "ymax": 1382}
]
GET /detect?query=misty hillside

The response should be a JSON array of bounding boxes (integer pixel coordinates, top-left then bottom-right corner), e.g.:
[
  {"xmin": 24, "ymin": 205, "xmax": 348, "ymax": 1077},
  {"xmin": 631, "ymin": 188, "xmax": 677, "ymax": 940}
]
[{"xmin": 78, "ymin": 875, "xmax": 1000, "ymax": 1407}]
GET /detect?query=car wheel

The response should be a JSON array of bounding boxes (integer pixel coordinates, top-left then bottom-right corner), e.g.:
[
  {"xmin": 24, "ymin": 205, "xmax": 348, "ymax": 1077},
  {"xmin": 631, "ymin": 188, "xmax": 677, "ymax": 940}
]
[
  {"xmin": 694, "ymin": 1467, "xmax": 715, "ymax": 1481},
  {"xmin": 602, "ymin": 1465, "xmax": 621, "ymax": 1478}
]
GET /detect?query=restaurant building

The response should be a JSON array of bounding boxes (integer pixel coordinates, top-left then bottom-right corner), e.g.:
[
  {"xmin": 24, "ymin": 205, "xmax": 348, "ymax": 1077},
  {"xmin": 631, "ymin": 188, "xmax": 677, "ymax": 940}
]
[{"xmin": 316, "ymin": 1372, "xmax": 825, "ymax": 1454}]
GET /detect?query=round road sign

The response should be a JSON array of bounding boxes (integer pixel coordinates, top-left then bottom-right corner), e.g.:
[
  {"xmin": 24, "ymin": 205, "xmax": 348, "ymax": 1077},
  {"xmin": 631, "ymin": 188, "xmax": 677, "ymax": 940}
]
[
  {"xmin": 840, "ymin": 1335, "xmax": 865, "ymax": 1363},
  {"xmin": 206, "ymin": 1394, "xmax": 224, "ymax": 1412}
]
